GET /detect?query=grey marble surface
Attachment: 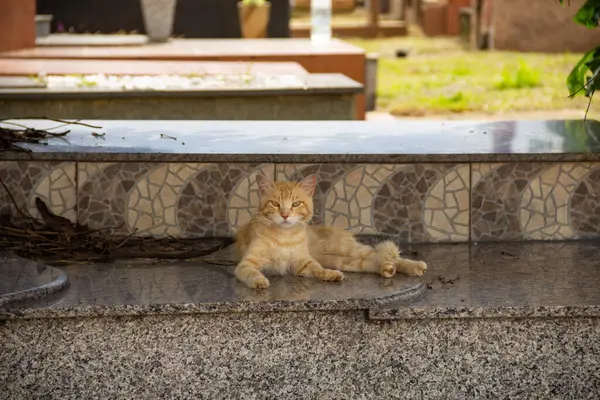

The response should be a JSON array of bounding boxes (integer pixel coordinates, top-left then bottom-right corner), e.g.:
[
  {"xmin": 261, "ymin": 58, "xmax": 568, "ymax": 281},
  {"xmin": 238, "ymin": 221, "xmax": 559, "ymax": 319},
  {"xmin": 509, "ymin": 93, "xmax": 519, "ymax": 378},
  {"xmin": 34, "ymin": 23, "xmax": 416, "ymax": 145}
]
[
  {"xmin": 0, "ymin": 255, "xmax": 68, "ymax": 307},
  {"xmin": 0, "ymin": 74, "xmax": 362, "ymax": 99},
  {"xmin": 1, "ymin": 246, "xmax": 425, "ymax": 319},
  {"xmin": 4, "ymin": 241, "xmax": 600, "ymax": 321},
  {"xmin": 2, "ymin": 312, "xmax": 599, "ymax": 399},
  {"xmin": 370, "ymin": 241, "xmax": 600, "ymax": 320},
  {"xmin": 1, "ymin": 119, "xmax": 599, "ymax": 163}
]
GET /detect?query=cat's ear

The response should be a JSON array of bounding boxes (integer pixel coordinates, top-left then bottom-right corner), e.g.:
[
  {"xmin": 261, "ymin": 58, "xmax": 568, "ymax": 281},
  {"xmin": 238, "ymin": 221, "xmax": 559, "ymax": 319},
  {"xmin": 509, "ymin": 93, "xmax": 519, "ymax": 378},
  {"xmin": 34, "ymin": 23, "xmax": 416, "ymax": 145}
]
[
  {"xmin": 256, "ymin": 173, "xmax": 275, "ymax": 195},
  {"xmin": 298, "ymin": 174, "xmax": 317, "ymax": 196}
]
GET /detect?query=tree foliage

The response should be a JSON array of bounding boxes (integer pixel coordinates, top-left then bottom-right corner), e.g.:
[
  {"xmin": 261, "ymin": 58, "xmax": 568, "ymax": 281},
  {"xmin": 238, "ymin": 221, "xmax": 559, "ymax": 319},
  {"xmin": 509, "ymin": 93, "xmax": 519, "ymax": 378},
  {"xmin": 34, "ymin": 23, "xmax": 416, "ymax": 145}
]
[{"xmin": 560, "ymin": 0, "xmax": 600, "ymax": 110}]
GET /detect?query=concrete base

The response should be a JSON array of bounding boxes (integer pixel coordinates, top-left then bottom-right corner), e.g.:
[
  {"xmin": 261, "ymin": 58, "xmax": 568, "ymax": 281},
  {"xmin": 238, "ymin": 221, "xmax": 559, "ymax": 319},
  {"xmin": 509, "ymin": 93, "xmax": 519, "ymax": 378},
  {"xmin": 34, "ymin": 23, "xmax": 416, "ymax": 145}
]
[
  {"xmin": 0, "ymin": 94, "xmax": 357, "ymax": 121},
  {"xmin": 2, "ymin": 312, "xmax": 599, "ymax": 398}
]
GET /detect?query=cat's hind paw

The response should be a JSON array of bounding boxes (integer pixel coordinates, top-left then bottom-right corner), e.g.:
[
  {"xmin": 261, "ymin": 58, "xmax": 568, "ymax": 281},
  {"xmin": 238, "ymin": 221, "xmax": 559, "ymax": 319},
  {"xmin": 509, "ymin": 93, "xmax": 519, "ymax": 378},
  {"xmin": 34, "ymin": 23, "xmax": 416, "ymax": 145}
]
[
  {"xmin": 380, "ymin": 261, "xmax": 396, "ymax": 278},
  {"xmin": 393, "ymin": 259, "xmax": 428, "ymax": 277}
]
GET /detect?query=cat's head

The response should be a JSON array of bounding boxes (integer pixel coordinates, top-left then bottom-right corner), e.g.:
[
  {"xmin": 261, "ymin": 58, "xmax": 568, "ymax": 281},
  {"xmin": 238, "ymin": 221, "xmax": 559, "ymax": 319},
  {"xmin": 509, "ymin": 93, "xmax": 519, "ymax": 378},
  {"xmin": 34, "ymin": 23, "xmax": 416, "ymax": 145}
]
[{"xmin": 255, "ymin": 174, "xmax": 317, "ymax": 228}]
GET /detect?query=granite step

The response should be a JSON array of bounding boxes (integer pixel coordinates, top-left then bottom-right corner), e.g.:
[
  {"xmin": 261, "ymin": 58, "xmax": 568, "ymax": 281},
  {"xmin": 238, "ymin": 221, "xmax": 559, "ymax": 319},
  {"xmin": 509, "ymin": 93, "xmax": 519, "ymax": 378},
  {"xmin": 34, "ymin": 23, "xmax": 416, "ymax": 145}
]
[{"xmin": 2, "ymin": 241, "xmax": 599, "ymax": 398}]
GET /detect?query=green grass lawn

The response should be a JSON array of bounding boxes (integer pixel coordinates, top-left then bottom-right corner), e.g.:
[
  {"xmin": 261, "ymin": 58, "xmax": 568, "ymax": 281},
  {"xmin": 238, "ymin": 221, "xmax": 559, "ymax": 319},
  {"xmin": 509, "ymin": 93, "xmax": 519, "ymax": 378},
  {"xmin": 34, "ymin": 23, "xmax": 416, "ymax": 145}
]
[{"xmin": 346, "ymin": 36, "xmax": 593, "ymax": 117}]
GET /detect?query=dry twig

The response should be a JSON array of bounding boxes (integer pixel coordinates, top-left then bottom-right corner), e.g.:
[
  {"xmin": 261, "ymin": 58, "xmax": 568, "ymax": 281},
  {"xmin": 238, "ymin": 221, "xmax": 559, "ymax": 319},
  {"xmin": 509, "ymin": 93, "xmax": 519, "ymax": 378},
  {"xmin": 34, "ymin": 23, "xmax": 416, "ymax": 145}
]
[{"xmin": 0, "ymin": 117, "xmax": 102, "ymax": 152}]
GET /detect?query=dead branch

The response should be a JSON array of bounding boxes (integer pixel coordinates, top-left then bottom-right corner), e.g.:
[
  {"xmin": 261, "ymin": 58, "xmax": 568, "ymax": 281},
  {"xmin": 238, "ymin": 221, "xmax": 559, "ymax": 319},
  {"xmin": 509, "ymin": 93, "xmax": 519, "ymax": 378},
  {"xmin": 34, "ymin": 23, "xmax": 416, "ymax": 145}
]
[{"xmin": 0, "ymin": 184, "xmax": 233, "ymax": 265}]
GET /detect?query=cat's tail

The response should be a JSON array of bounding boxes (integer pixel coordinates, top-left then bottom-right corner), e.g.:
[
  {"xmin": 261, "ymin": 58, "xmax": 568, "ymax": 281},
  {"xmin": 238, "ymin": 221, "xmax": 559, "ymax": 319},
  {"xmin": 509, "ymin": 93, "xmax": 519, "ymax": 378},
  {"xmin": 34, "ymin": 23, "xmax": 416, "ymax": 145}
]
[{"xmin": 375, "ymin": 240, "xmax": 401, "ymax": 261}]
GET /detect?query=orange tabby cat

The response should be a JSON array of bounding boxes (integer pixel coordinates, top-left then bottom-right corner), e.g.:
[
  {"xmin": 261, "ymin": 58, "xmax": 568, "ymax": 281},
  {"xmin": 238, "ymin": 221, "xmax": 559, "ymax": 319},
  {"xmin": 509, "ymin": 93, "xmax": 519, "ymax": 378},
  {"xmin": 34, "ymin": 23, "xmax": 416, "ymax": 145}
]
[{"xmin": 234, "ymin": 174, "xmax": 428, "ymax": 289}]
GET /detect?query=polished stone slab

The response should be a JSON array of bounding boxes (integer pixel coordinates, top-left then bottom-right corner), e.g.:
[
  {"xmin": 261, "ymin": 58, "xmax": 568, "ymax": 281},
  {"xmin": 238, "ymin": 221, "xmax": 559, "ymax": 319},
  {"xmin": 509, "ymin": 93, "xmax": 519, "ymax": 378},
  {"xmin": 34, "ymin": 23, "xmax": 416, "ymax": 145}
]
[
  {"xmin": 5, "ymin": 241, "xmax": 600, "ymax": 320},
  {"xmin": 1, "ymin": 246, "xmax": 425, "ymax": 319},
  {"xmin": 0, "ymin": 119, "xmax": 599, "ymax": 163},
  {"xmin": 0, "ymin": 255, "xmax": 68, "ymax": 307},
  {"xmin": 370, "ymin": 241, "xmax": 600, "ymax": 320}
]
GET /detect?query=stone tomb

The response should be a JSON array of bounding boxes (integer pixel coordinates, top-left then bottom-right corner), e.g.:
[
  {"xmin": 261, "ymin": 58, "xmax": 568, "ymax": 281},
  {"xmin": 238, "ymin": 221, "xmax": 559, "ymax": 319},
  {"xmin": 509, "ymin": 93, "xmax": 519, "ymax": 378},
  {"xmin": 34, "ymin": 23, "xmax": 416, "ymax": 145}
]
[
  {"xmin": 0, "ymin": 59, "xmax": 361, "ymax": 120},
  {"xmin": 1, "ymin": 119, "xmax": 600, "ymax": 398}
]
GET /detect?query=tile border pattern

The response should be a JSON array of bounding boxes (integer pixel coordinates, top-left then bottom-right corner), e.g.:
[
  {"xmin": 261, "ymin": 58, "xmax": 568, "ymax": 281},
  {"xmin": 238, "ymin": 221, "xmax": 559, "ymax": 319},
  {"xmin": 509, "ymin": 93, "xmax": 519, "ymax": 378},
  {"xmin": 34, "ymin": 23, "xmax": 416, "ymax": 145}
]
[{"xmin": 1, "ymin": 161, "xmax": 600, "ymax": 242}]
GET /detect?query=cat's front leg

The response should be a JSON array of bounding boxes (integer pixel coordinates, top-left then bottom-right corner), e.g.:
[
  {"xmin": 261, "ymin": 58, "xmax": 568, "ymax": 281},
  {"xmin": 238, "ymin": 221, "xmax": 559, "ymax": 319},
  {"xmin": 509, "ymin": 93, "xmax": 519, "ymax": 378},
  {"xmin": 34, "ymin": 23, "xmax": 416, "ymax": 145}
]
[
  {"xmin": 235, "ymin": 255, "xmax": 270, "ymax": 289},
  {"xmin": 292, "ymin": 258, "xmax": 345, "ymax": 282}
]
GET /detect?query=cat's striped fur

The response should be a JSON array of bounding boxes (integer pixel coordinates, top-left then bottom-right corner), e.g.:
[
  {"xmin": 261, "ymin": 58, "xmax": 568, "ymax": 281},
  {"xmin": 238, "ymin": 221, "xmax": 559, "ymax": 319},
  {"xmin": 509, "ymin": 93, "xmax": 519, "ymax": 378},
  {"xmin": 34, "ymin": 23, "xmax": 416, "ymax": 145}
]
[{"xmin": 234, "ymin": 174, "xmax": 427, "ymax": 289}]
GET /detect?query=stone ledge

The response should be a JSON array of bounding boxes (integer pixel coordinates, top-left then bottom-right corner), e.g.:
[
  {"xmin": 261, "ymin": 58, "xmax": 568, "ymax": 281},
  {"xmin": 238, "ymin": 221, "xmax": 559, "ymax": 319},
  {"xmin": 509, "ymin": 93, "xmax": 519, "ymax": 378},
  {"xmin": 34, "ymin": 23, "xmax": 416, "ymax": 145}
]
[
  {"xmin": 0, "ymin": 119, "xmax": 598, "ymax": 163},
  {"xmin": 0, "ymin": 244, "xmax": 425, "ymax": 320},
  {"xmin": 2, "ymin": 120, "xmax": 600, "ymax": 242},
  {"xmin": 4, "ymin": 241, "xmax": 600, "ymax": 321}
]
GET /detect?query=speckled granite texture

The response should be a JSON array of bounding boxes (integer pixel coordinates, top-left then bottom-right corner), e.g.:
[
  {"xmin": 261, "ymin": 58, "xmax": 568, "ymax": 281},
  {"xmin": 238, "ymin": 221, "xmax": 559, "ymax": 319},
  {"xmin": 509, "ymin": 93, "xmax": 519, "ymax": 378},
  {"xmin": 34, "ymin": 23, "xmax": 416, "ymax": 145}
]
[{"xmin": 1, "ymin": 312, "xmax": 599, "ymax": 399}]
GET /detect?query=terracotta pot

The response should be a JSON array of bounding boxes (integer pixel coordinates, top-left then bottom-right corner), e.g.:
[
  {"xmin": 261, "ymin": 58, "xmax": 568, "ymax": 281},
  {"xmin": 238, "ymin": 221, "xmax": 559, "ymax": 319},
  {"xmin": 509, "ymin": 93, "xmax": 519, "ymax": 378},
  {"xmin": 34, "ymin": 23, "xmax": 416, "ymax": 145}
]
[
  {"xmin": 140, "ymin": 0, "xmax": 177, "ymax": 42},
  {"xmin": 237, "ymin": 2, "xmax": 271, "ymax": 39}
]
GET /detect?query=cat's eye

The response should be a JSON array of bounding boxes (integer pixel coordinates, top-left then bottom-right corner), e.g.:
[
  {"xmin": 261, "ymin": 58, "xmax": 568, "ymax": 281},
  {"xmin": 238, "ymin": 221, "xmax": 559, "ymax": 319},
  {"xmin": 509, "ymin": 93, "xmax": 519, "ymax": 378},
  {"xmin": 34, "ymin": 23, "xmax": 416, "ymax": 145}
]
[
  {"xmin": 292, "ymin": 201, "xmax": 302, "ymax": 208},
  {"xmin": 269, "ymin": 201, "xmax": 280, "ymax": 208}
]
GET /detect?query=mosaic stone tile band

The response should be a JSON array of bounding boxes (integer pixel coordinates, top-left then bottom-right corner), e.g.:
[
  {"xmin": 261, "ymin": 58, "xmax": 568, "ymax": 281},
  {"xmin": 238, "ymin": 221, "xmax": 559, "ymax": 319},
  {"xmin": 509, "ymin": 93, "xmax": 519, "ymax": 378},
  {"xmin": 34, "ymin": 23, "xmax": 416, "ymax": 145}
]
[
  {"xmin": 2, "ymin": 161, "xmax": 600, "ymax": 242},
  {"xmin": 77, "ymin": 162, "xmax": 274, "ymax": 237},
  {"xmin": 471, "ymin": 162, "xmax": 600, "ymax": 241}
]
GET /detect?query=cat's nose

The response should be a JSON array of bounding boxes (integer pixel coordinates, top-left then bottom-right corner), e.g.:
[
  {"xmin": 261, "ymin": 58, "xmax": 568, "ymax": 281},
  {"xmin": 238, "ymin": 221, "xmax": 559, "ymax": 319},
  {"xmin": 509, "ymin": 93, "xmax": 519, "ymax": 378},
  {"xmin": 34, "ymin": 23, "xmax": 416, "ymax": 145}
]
[{"xmin": 281, "ymin": 213, "xmax": 289, "ymax": 220}]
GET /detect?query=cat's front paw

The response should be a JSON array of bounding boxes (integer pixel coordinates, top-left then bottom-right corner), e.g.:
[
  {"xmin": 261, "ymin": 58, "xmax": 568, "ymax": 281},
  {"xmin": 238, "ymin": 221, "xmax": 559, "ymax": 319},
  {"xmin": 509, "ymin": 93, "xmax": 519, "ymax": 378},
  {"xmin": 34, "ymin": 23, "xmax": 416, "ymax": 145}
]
[
  {"xmin": 380, "ymin": 262, "xmax": 396, "ymax": 278},
  {"xmin": 248, "ymin": 276, "xmax": 270, "ymax": 289},
  {"xmin": 320, "ymin": 269, "xmax": 345, "ymax": 282},
  {"xmin": 406, "ymin": 261, "xmax": 427, "ymax": 277}
]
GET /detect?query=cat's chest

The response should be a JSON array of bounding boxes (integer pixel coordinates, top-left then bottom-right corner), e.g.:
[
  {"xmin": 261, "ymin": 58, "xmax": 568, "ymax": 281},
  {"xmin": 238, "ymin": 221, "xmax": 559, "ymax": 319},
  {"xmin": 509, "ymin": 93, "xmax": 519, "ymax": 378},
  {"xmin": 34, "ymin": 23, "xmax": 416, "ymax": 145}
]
[
  {"xmin": 272, "ymin": 244, "xmax": 303, "ymax": 258},
  {"xmin": 266, "ymin": 241, "xmax": 308, "ymax": 270}
]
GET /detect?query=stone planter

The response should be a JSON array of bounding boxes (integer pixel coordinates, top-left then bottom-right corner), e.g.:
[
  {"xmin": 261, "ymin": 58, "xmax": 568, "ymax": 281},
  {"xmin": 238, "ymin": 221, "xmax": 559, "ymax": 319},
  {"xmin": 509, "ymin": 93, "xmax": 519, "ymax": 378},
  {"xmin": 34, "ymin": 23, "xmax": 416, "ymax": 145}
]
[
  {"xmin": 140, "ymin": 0, "xmax": 177, "ymax": 42},
  {"xmin": 237, "ymin": 2, "xmax": 271, "ymax": 39},
  {"xmin": 35, "ymin": 15, "xmax": 53, "ymax": 38}
]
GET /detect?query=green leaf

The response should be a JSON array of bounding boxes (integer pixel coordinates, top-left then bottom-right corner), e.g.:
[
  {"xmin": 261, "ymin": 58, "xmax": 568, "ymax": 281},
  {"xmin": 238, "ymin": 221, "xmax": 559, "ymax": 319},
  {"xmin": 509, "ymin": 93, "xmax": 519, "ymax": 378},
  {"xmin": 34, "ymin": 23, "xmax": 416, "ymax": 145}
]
[
  {"xmin": 567, "ymin": 49, "xmax": 595, "ymax": 95},
  {"xmin": 573, "ymin": 0, "xmax": 600, "ymax": 28},
  {"xmin": 583, "ymin": 50, "xmax": 600, "ymax": 97}
]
